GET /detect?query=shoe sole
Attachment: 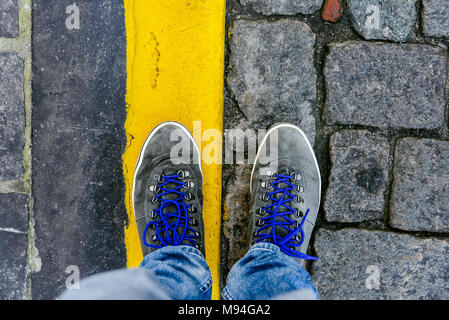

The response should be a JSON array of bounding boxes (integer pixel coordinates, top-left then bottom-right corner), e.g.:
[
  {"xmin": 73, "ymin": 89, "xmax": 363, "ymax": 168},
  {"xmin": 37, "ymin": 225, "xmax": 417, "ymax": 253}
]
[{"xmin": 132, "ymin": 121, "xmax": 203, "ymax": 222}]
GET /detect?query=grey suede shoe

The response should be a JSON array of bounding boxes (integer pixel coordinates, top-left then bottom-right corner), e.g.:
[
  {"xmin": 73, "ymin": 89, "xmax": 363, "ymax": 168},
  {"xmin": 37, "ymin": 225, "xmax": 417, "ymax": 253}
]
[
  {"xmin": 132, "ymin": 122, "xmax": 205, "ymax": 257},
  {"xmin": 249, "ymin": 123, "xmax": 321, "ymax": 261}
]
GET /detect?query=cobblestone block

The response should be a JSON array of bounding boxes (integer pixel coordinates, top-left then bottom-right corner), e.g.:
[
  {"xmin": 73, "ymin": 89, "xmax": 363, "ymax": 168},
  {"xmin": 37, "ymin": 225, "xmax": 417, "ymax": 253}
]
[
  {"xmin": 348, "ymin": 0, "xmax": 417, "ymax": 42},
  {"xmin": 422, "ymin": 0, "xmax": 449, "ymax": 38},
  {"xmin": 0, "ymin": 193, "xmax": 28, "ymax": 231},
  {"xmin": 0, "ymin": 0, "xmax": 18, "ymax": 38},
  {"xmin": 228, "ymin": 19, "xmax": 317, "ymax": 144},
  {"xmin": 0, "ymin": 193, "xmax": 28, "ymax": 299},
  {"xmin": 390, "ymin": 138, "xmax": 449, "ymax": 232},
  {"xmin": 240, "ymin": 0, "xmax": 323, "ymax": 15},
  {"xmin": 324, "ymin": 42, "xmax": 447, "ymax": 129},
  {"xmin": 324, "ymin": 130, "xmax": 390, "ymax": 222},
  {"xmin": 0, "ymin": 53, "xmax": 25, "ymax": 180},
  {"xmin": 312, "ymin": 228, "xmax": 449, "ymax": 299}
]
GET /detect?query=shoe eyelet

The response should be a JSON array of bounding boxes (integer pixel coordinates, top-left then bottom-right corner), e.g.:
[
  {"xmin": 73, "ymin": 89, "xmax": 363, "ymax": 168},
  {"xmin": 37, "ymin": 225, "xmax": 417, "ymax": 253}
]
[
  {"xmin": 256, "ymin": 219, "xmax": 265, "ymax": 226},
  {"xmin": 296, "ymin": 195, "xmax": 304, "ymax": 204},
  {"xmin": 184, "ymin": 192, "xmax": 192, "ymax": 201},
  {"xmin": 151, "ymin": 196, "xmax": 158, "ymax": 204},
  {"xmin": 295, "ymin": 209, "xmax": 304, "ymax": 218},
  {"xmin": 177, "ymin": 170, "xmax": 190, "ymax": 180},
  {"xmin": 270, "ymin": 171, "xmax": 278, "ymax": 180},
  {"xmin": 149, "ymin": 185, "xmax": 160, "ymax": 193},
  {"xmin": 296, "ymin": 185, "xmax": 304, "ymax": 193},
  {"xmin": 189, "ymin": 218, "xmax": 198, "ymax": 226},
  {"xmin": 260, "ymin": 193, "xmax": 269, "ymax": 201},
  {"xmin": 290, "ymin": 173, "xmax": 302, "ymax": 181},
  {"xmin": 146, "ymin": 210, "xmax": 157, "ymax": 219},
  {"xmin": 261, "ymin": 181, "xmax": 273, "ymax": 190},
  {"xmin": 256, "ymin": 208, "xmax": 266, "ymax": 216},
  {"xmin": 153, "ymin": 174, "xmax": 164, "ymax": 183},
  {"xmin": 183, "ymin": 181, "xmax": 194, "ymax": 190},
  {"xmin": 188, "ymin": 205, "xmax": 197, "ymax": 213}
]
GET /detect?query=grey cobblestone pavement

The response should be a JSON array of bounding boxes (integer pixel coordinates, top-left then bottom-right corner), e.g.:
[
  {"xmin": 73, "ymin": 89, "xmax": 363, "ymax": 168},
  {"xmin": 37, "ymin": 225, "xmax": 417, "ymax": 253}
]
[
  {"xmin": 0, "ymin": 0, "xmax": 19, "ymax": 38},
  {"xmin": 312, "ymin": 229, "xmax": 449, "ymax": 299},
  {"xmin": 228, "ymin": 19, "xmax": 317, "ymax": 144},
  {"xmin": 390, "ymin": 138, "xmax": 449, "ymax": 233},
  {"xmin": 348, "ymin": 0, "xmax": 418, "ymax": 42},
  {"xmin": 422, "ymin": 0, "xmax": 449, "ymax": 38},
  {"xmin": 223, "ymin": 0, "xmax": 449, "ymax": 299},
  {"xmin": 0, "ymin": 53, "xmax": 24, "ymax": 180},
  {"xmin": 240, "ymin": 0, "xmax": 324, "ymax": 16},
  {"xmin": 324, "ymin": 42, "xmax": 446, "ymax": 129},
  {"xmin": 0, "ymin": 193, "xmax": 28, "ymax": 299},
  {"xmin": 324, "ymin": 130, "xmax": 391, "ymax": 223},
  {"xmin": 0, "ymin": 0, "xmax": 32, "ymax": 300}
]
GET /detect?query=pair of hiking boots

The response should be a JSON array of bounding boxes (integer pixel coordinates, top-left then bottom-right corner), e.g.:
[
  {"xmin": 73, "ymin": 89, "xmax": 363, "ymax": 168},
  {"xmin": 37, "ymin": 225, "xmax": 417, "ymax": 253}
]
[{"xmin": 132, "ymin": 122, "xmax": 321, "ymax": 262}]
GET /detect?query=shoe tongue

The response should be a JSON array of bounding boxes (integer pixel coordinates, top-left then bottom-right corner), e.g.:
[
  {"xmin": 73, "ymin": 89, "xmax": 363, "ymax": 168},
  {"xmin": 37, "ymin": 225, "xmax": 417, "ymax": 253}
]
[
  {"xmin": 277, "ymin": 167, "xmax": 291, "ymax": 175},
  {"xmin": 157, "ymin": 168, "xmax": 194, "ymax": 244},
  {"xmin": 150, "ymin": 167, "xmax": 183, "ymax": 220},
  {"xmin": 263, "ymin": 168, "xmax": 295, "ymax": 241},
  {"xmin": 160, "ymin": 167, "xmax": 185, "ymax": 203},
  {"xmin": 271, "ymin": 168, "xmax": 292, "ymax": 213}
]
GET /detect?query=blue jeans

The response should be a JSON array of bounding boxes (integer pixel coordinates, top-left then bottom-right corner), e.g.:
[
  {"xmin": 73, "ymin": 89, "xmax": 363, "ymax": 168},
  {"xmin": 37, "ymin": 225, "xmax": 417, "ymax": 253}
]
[{"xmin": 59, "ymin": 243, "xmax": 319, "ymax": 300}]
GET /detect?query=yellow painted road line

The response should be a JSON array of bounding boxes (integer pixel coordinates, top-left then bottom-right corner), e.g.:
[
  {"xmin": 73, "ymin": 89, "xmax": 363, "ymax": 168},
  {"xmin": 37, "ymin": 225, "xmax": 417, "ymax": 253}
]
[{"xmin": 123, "ymin": 0, "xmax": 225, "ymax": 299}]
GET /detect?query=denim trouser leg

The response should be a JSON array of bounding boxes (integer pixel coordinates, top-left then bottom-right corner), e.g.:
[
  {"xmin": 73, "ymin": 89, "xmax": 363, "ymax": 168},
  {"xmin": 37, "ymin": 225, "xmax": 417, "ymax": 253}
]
[
  {"xmin": 59, "ymin": 242, "xmax": 318, "ymax": 300},
  {"xmin": 222, "ymin": 243, "xmax": 320, "ymax": 300},
  {"xmin": 140, "ymin": 245, "xmax": 213, "ymax": 300},
  {"xmin": 58, "ymin": 245, "xmax": 212, "ymax": 300}
]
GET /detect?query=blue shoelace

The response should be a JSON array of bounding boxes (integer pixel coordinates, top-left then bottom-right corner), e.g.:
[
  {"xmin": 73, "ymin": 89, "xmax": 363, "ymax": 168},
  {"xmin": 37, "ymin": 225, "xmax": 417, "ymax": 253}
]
[
  {"xmin": 255, "ymin": 173, "xmax": 318, "ymax": 260},
  {"xmin": 142, "ymin": 174, "xmax": 198, "ymax": 249}
]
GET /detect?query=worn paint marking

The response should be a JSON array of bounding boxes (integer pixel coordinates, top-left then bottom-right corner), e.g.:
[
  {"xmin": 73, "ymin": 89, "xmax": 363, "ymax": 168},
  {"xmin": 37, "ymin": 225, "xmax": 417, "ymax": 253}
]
[{"xmin": 123, "ymin": 0, "xmax": 225, "ymax": 299}]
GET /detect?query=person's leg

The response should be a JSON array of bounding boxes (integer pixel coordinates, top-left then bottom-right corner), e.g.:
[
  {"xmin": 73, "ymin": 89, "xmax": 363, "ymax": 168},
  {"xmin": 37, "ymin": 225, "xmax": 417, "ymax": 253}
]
[
  {"xmin": 140, "ymin": 245, "xmax": 212, "ymax": 300},
  {"xmin": 58, "ymin": 267, "xmax": 171, "ymax": 300},
  {"xmin": 223, "ymin": 123, "xmax": 321, "ymax": 300},
  {"xmin": 60, "ymin": 122, "xmax": 211, "ymax": 300},
  {"xmin": 59, "ymin": 244, "xmax": 212, "ymax": 300},
  {"xmin": 222, "ymin": 243, "xmax": 318, "ymax": 300}
]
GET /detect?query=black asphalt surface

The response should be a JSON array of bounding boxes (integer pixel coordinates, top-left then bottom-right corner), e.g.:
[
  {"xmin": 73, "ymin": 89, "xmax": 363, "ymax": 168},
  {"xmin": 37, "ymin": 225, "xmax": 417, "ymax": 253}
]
[{"xmin": 31, "ymin": 1, "xmax": 128, "ymax": 299}]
